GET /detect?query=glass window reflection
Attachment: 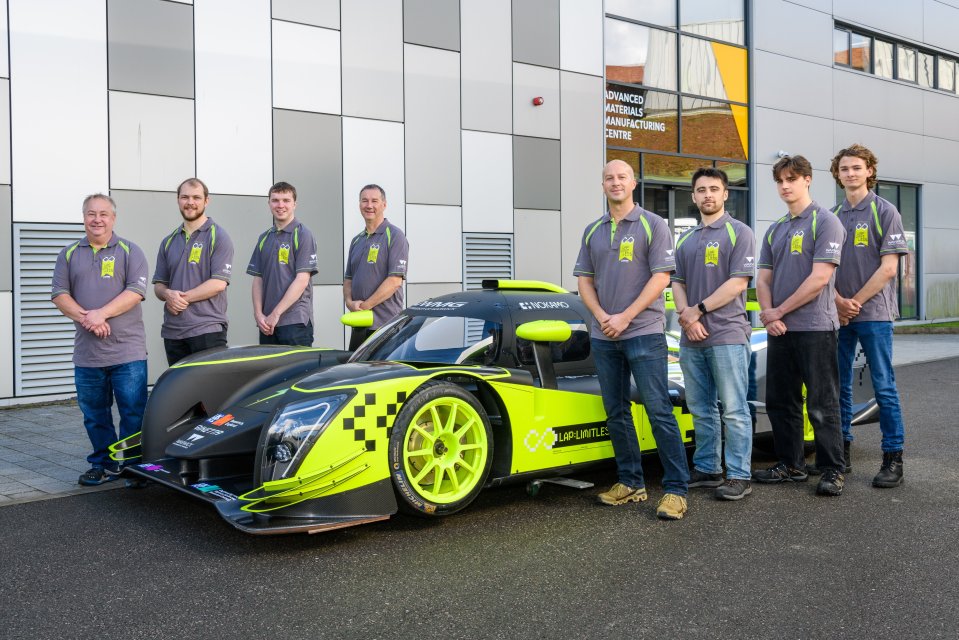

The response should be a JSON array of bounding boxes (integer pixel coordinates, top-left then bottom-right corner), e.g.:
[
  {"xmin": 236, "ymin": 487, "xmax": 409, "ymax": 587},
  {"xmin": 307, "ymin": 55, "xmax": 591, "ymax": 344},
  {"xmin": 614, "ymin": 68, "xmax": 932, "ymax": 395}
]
[
  {"xmin": 643, "ymin": 154, "xmax": 705, "ymax": 184},
  {"xmin": 716, "ymin": 161, "xmax": 747, "ymax": 187},
  {"xmin": 938, "ymin": 58, "xmax": 956, "ymax": 92},
  {"xmin": 680, "ymin": 0, "xmax": 744, "ymax": 45},
  {"xmin": 681, "ymin": 37, "xmax": 747, "ymax": 103},
  {"xmin": 605, "ymin": 19, "xmax": 677, "ymax": 91},
  {"xmin": 898, "ymin": 45, "xmax": 917, "ymax": 82},
  {"xmin": 917, "ymin": 52, "xmax": 934, "ymax": 87},
  {"xmin": 850, "ymin": 33, "xmax": 871, "ymax": 72},
  {"xmin": 834, "ymin": 28, "xmax": 849, "ymax": 65},
  {"xmin": 606, "ymin": 84, "xmax": 678, "ymax": 153},
  {"xmin": 875, "ymin": 40, "xmax": 894, "ymax": 78},
  {"xmin": 605, "ymin": 0, "xmax": 676, "ymax": 27},
  {"xmin": 681, "ymin": 97, "xmax": 747, "ymax": 160}
]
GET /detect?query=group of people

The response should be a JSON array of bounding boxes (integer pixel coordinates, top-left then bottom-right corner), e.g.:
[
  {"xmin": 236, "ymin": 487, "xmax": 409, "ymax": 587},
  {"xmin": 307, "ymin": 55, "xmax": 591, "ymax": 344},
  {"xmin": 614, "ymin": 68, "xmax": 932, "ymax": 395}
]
[
  {"xmin": 52, "ymin": 180, "xmax": 408, "ymax": 487},
  {"xmin": 577, "ymin": 144, "xmax": 908, "ymax": 521}
]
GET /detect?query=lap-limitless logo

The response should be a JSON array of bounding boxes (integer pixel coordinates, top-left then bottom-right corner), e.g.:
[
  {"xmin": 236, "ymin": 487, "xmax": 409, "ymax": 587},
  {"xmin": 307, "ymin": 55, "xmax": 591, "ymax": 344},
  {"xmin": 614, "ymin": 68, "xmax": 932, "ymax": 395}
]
[{"xmin": 523, "ymin": 422, "xmax": 609, "ymax": 452}]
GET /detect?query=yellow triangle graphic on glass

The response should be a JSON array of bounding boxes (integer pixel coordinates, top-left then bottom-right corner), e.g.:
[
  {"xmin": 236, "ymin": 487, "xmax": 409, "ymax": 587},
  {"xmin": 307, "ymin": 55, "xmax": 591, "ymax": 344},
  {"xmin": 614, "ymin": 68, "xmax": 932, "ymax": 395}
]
[{"xmin": 711, "ymin": 42, "xmax": 749, "ymax": 159}]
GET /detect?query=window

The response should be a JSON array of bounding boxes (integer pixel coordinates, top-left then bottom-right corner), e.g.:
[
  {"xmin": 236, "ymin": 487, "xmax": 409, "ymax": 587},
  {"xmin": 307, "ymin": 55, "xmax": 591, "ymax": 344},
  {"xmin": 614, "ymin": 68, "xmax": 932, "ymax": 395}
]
[
  {"xmin": 605, "ymin": 0, "xmax": 675, "ymax": 27},
  {"xmin": 939, "ymin": 58, "xmax": 956, "ymax": 93},
  {"xmin": 833, "ymin": 23, "xmax": 959, "ymax": 94},
  {"xmin": 680, "ymin": 0, "xmax": 744, "ymax": 45},
  {"xmin": 850, "ymin": 32, "xmax": 871, "ymax": 72},
  {"xmin": 897, "ymin": 45, "xmax": 917, "ymax": 82},
  {"xmin": 874, "ymin": 40, "xmax": 894, "ymax": 78},
  {"xmin": 834, "ymin": 28, "xmax": 850, "ymax": 66},
  {"xmin": 605, "ymin": 20, "xmax": 677, "ymax": 91},
  {"xmin": 917, "ymin": 52, "xmax": 934, "ymax": 88}
]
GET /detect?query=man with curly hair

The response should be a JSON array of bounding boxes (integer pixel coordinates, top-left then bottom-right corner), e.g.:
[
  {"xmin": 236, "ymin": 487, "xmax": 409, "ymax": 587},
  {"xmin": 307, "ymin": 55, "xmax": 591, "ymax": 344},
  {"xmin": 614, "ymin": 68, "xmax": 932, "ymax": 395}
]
[{"xmin": 829, "ymin": 144, "xmax": 909, "ymax": 488}]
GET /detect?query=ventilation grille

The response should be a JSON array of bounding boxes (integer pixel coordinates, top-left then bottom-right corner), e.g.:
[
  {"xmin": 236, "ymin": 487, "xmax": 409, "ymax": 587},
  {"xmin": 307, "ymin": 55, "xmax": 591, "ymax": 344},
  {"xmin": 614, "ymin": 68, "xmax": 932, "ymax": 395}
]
[
  {"xmin": 463, "ymin": 233, "xmax": 513, "ymax": 344},
  {"xmin": 14, "ymin": 224, "xmax": 85, "ymax": 396}
]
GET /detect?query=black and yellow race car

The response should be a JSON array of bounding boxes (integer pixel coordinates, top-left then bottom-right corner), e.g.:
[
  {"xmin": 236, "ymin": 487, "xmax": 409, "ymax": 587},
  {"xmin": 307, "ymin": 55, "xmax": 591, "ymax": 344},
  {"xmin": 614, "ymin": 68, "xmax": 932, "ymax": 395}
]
[{"xmin": 112, "ymin": 280, "xmax": 875, "ymax": 535}]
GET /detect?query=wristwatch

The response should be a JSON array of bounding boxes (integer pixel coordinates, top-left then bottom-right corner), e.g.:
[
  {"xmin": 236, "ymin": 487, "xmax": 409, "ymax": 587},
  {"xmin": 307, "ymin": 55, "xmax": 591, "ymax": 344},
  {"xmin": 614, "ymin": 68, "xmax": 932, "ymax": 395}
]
[{"xmin": 697, "ymin": 302, "xmax": 708, "ymax": 315}]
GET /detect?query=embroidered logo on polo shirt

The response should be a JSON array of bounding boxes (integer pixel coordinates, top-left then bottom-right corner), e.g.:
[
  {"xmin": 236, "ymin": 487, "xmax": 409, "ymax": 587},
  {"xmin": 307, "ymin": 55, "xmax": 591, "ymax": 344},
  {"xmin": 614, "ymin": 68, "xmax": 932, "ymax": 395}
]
[
  {"xmin": 100, "ymin": 255, "xmax": 115, "ymax": 278},
  {"xmin": 854, "ymin": 223, "xmax": 869, "ymax": 247},
  {"xmin": 367, "ymin": 244, "xmax": 381, "ymax": 264},
  {"xmin": 704, "ymin": 241, "xmax": 719, "ymax": 267},
  {"xmin": 618, "ymin": 237, "xmax": 634, "ymax": 263},
  {"xmin": 278, "ymin": 243, "xmax": 291, "ymax": 264},
  {"xmin": 189, "ymin": 242, "xmax": 203, "ymax": 264},
  {"xmin": 790, "ymin": 231, "xmax": 804, "ymax": 255}
]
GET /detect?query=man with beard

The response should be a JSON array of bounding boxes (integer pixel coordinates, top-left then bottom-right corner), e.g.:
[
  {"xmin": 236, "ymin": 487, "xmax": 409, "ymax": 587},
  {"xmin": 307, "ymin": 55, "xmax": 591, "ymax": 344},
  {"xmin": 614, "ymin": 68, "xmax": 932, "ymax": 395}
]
[{"xmin": 153, "ymin": 178, "xmax": 235, "ymax": 365}]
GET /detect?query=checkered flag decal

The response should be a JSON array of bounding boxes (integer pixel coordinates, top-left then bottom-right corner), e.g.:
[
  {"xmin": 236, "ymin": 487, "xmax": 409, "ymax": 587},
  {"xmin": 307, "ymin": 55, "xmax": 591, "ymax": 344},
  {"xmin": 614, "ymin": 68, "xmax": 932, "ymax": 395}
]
[{"xmin": 341, "ymin": 390, "xmax": 408, "ymax": 451}]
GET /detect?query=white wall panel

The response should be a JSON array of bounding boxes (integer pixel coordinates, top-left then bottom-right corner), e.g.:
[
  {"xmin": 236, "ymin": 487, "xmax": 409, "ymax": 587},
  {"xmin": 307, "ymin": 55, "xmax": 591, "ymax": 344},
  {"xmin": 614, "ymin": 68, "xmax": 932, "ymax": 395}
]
[
  {"xmin": 272, "ymin": 21, "xmax": 340, "ymax": 114},
  {"xmin": 923, "ymin": 91, "xmax": 959, "ymax": 142},
  {"xmin": 0, "ymin": 80, "xmax": 9, "ymax": 184},
  {"xmin": 342, "ymin": 117, "xmax": 405, "ymax": 255},
  {"xmin": 194, "ymin": 0, "xmax": 272, "ymax": 196},
  {"xmin": 833, "ymin": 70, "xmax": 924, "ymax": 137},
  {"xmin": 9, "ymin": 0, "xmax": 108, "ymax": 222},
  {"xmin": 312, "ymin": 284, "xmax": 346, "ymax": 349},
  {"xmin": 513, "ymin": 63, "xmax": 560, "ymax": 139},
  {"xmin": 560, "ymin": 72, "xmax": 604, "ymax": 291},
  {"xmin": 753, "ymin": 0, "xmax": 833, "ymax": 66},
  {"xmin": 0, "ymin": 0, "xmax": 9, "ymax": 78},
  {"xmin": 559, "ymin": 0, "xmax": 602, "ymax": 76},
  {"xmin": 462, "ymin": 131, "xmax": 513, "ymax": 233},
  {"xmin": 404, "ymin": 45, "xmax": 461, "ymax": 205},
  {"xmin": 342, "ymin": 0, "xmax": 403, "ymax": 121},
  {"xmin": 753, "ymin": 51, "xmax": 833, "ymax": 120},
  {"xmin": 515, "ymin": 209, "xmax": 562, "ymax": 284},
  {"xmin": 922, "ymin": 136, "xmax": 959, "ymax": 187},
  {"xmin": 923, "ymin": 0, "xmax": 959, "ymax": 54},
  {"xmin": 920, "ymin": 183, "xmax": 959, "ymax": 230},
  {"xmin": 754, "ymin": 107, "xmax": 834, "ymax": 172},
  {"xmin": 461, "ymin": 0, "xmax": 512, "ymax": 133},
  {"xmin": 0, "ymin": 292, "xmax": 11, "ymax": 398},
  {"xmin": 109, "ymin": 92, "xmax": 195, "ymax": 192},
  {"xmin": 752, "ymin": 170, "xmax": 836, "ymax": 226},
  {"xmin": 834, "ymin": 0, "xmax": 923, "ymax": 43},
  {"xmin": 405, "ymin": 205, "xmax": 462, "ymax": 284},
  {"xmin": 924, "ymin": 273, "xmax": 959, "ymax": 320}
]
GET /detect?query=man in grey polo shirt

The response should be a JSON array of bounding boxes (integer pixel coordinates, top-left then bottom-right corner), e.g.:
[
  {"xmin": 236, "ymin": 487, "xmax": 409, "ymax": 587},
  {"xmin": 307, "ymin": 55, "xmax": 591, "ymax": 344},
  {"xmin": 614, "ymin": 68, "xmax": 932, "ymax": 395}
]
[
  {"xmin": 830, "ymin": 144, "xmax": 910, "ymax": 488},
  {"xmin": 672, "ymin": 167, "xmax": 756, "ymax": 501},
  {"xmin": 153, "ymin": 178, "xmax": 235, "ymax": 365},
  {"xmin": 344, "ymin": 184, "xmax": 409, "ymax": 350},
  {"xmin": 574, "ymin": 159, "xmax": 690, "ymax": 520},
  {"xmin": 247, "ymin": 181, "xmax": 318, "ymax": 346},
  {"xmin": 754, "ymin": 155, "xmax": 847, "ymax": 496},
  {"xmin": 51, "ymin": 194, "xmax": 149, "ymax": 487}
]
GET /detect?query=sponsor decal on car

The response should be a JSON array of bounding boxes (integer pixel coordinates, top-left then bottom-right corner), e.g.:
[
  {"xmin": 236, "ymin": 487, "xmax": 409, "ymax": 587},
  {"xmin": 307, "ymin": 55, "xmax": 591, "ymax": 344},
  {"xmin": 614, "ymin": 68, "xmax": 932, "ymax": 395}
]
[
  {"xmin": 191, "ymin": 483, "xmax": 238, "ymax": 501},
  {"xmin": 517, "ymin": 301, "xmax": 570, "ymax": 310}
]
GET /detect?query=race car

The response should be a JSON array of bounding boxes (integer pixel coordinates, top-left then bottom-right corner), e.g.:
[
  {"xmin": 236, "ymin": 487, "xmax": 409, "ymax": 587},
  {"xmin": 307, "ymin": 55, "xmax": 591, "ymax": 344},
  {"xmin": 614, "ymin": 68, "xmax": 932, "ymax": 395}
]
[{"xmin": 111, "ymin": 280, "xmax": 875, "ymax": 535}]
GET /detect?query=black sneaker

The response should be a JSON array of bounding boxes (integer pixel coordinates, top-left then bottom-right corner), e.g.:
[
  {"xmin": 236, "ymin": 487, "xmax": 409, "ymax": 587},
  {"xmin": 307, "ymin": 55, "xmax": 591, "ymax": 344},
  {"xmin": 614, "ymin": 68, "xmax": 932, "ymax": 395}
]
[
  {"xmin": 78, "ymin": 468, "xmax": 118, "ymax": 486},
  {"xmin": 816, "ymin": 468, "xmax": 845, "ymax": 496},
  {"xmin": 715, "ymin": 479, "xmax": 752, "ymax": 501},
  {"xmin": 752, "ymin": 462, "xmax": 808, "ymax": 483},
  {"xmin": 688, "ymin": 469, "xmax": 723, "ymax": 488},
  {"xmin": 872, "ymin": 451, "xmax": 903, "ymax": 488}
]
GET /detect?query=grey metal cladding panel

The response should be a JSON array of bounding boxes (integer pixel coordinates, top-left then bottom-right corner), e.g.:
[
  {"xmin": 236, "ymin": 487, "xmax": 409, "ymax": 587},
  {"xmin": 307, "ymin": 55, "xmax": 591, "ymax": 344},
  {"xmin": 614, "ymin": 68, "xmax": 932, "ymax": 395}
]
[
  {"xmin": 461, "ymin": 0, "xmax": 512, "ymax": 133},
  {"xmin": 273, "ymin": 109, "xmax": 343, "ymax": 285},
  {"xmin": 404, "ymin": 0, "xmax": 460, "ymax": 51},
  {"xmin": 753, "ymin": 0, "xmax": 832, "ymax": 66},
  {"xmin": 272, "ymin": 0, "xmax": 340, "ymax": 29},
  {"xmin": 107, "ymin": 0, "xmax": 194, "ymax": 99},
  {"xmin": 833, "ymin": 0, "xmax": 922, "ymax": 43},
  {"xmin": 512, "ymin": 0, "xmax": 559, "ymax": 68},
  {"xmin": 341, "ymin": 0, "xmax": 404, "ymax": 121},
  {"xmin": 0, "ymin": 186, "xmax": 10, "ymax": 291},
  {"xmin": 404, "ymin": 46, "xmax": 461, "ymax": 205},
  {"xmin": 513, "ymin": 136, "xmax": 560, "ymax": 210},
  {"xmin": 924, "ymin": 0, "xmax": 959, "ymax": 56}
]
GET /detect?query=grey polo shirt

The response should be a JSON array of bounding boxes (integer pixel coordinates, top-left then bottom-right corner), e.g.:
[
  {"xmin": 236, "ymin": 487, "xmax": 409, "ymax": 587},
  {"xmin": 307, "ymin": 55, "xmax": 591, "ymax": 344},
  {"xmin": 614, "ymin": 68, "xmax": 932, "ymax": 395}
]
[
  {"xmin": 246, "ymin": 219, "xmax": 318, "ymax": 327},
  {"xmin": 833, "ymin": 192, "xmax": 909, "ymax": 322},
  {"xmin": 573, "ymin": 206, "xmax": 675, "ymax": 340},
  {"xmin": 672, "ymin": 212, "xmax": 756, "ymax": 348},
  {"xmin": 51, "ymin": 233, "xmax": 148, "ymax": 367},
  {"xmin": 153, "ymin": 217, "xmax": 235, "ymax": 340},
  {"xmin": 757, "ymin": 201, "xmax": 845, "ymax": 331},
  {"xmin": 345, "ymin": 218, "xmax": 409, "ymax": 329}
]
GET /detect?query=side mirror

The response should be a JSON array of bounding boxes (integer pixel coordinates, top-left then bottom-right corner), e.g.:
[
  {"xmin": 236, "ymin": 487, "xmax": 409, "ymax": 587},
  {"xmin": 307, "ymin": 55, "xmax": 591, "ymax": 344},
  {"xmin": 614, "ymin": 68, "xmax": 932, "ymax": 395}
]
[
  {"xmin": 516, "ymin": 320, "xmax": 571, "ymax": 343},
  {"xmin": 340, "ymin": 309, "xmax": 373, "ymax": 328}
]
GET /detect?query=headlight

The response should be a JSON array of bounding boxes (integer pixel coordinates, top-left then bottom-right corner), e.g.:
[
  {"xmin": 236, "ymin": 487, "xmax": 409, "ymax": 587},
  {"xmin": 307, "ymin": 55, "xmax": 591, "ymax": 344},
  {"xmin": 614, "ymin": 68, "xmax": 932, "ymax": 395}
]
[{"xmin": 262, "ymin": 393, "xmax": 353, "ymax": 481}]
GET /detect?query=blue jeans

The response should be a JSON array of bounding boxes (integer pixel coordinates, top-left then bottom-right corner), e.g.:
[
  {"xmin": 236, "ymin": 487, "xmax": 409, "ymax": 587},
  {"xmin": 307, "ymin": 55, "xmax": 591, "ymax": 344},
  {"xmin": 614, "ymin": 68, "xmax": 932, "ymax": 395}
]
[
  {"xmin": 75, "ymin": 360, "xmax": 148, "ymax": 469},
  {"xmin": 680, "ymin": 343, "xmax": 753, "ymax": 480},
  {"xmin": 838, "ymin": 321, "xmax": 905, "ymax": 452},
  {"xmin": 592, "ymin": 334, "xmax": 689, "ymax": 496}
]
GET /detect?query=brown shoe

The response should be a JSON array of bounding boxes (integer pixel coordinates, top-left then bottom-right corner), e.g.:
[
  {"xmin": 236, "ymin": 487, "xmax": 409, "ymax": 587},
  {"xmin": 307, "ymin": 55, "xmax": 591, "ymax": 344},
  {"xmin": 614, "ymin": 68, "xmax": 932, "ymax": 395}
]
[
  {"xmin": 597, "ymin": 482, "xmax": 648, "ymax": 505},
  {"xmin": 656, "ymin": 493, "xmax": 688, "ymax": 520}
]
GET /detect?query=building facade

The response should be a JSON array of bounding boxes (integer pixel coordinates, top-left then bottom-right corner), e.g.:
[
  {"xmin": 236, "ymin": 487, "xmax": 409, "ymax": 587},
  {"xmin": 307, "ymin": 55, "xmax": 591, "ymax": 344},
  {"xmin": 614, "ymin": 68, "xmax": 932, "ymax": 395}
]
[{"xmin": 1, "ymin": 0, "xmax": 957, "ymax": 402}]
